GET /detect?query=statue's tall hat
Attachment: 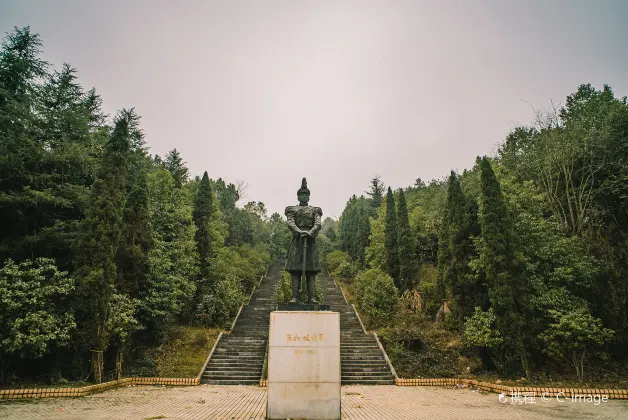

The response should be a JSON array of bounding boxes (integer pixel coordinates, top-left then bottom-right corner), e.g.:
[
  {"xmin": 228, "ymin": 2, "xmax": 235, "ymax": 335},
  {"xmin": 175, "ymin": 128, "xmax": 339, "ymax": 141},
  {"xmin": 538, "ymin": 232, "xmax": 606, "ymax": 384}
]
[{"xmin": 297, "ymin": 177, "xmax": 310, "ymax": 195}]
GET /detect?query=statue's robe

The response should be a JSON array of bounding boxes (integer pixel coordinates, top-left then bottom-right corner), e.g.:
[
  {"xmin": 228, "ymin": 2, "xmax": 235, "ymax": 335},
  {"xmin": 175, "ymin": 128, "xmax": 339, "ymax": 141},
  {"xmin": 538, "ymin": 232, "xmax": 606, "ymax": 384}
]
[{"xmin": 284, "ymin": 205, "xmax": 323, "ymax": 273}]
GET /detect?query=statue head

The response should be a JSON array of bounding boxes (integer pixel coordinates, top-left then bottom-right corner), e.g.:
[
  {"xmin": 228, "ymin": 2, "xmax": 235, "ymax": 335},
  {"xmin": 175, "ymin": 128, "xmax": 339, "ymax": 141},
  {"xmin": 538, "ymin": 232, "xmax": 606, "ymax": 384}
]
[{"xmin": 297, "ymin": 177, "xmax": 310, "ymax": 205}]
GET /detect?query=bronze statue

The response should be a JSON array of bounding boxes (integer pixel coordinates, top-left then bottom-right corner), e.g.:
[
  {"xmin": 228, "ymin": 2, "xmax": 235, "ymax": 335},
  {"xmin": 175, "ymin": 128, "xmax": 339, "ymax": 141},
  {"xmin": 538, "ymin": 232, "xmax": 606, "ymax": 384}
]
[{"xmin": 285, "ymin": 178, "xmax": 322, "ymax": 304}]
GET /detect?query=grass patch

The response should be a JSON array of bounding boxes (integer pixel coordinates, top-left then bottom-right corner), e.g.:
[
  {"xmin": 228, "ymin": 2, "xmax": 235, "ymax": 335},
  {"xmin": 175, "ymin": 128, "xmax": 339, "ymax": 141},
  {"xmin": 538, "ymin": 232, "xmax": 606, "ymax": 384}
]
[{"xmin": 153, "ymin": 326, "xmax": 220, "ymax": 377}]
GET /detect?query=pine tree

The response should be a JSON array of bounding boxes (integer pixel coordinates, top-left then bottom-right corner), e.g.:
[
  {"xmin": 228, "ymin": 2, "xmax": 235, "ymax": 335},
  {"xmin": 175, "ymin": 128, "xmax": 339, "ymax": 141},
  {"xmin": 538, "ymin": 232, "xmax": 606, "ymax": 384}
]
[
  {"xmin": 73, "ymin": 110, "xmax": 133, "ymax": 383},
  {"xmin": 164, "ymin": 148, "xmax": 189, "ymax": 188},
  {"xmin": 193, "ymin": 171, "xmax": 214, "ymax": 300},
  {"xmin": 384, "ymin": 187, "xmax": 400, "ymax": 286},
  {"xmin": 0, "ymin": 27, "xmax": 105, "ymax": 270},
  {"xmin": 479, "ymin": 157, "xmax": 529, "ymax": 374},
  {"xmin": 397, "ymin": 189, "xmax": 417, "ymax": 290},
  {"xmin": 366, "ymin": 175, "xmax": 385, "ymax": 210}
]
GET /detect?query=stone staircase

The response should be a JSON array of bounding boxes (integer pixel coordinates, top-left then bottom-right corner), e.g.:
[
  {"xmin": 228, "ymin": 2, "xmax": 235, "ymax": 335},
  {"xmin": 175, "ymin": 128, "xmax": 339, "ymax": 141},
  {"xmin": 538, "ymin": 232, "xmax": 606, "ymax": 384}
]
[
  {"xmin": 201, "ymin": 260, "xmax": 283, "ymax": 385},
  {"xmin": 317, "ymin": 269, "xmax": 396, "ymax": 385},
  {"xmin": 201, "ymin": 259, "xmax": 396, "ymax": 385}
]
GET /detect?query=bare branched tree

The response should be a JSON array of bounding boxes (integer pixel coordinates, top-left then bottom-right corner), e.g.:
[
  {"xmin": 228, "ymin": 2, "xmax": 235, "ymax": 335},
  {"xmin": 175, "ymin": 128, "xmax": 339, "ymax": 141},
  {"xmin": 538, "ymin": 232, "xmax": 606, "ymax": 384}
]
[{"xmin": 235, "ymin": 179, "xmax": 249, "ymax": 203}]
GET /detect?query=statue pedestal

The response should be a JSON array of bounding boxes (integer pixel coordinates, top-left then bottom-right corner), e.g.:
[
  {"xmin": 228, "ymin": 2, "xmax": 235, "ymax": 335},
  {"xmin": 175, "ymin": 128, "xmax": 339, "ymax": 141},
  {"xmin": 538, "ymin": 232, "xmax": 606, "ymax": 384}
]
[{"xmin": 267, "ymin": 311, "xmax": 341, "ymax": 420}]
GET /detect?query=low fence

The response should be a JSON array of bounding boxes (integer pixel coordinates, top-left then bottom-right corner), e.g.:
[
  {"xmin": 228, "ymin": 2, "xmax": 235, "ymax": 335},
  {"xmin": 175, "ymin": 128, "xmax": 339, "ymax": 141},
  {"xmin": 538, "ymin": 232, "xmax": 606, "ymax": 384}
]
[
  {"xmin": 4, "ymin": 376, "xmax": 627, "ymax": 400},
  {"xmin": 0, "ymin": 377, "xmax": 199, "ymax": 400},
  {"xmin": 395, "ymin": 378, "xmax": 628, "ymax": 399}
]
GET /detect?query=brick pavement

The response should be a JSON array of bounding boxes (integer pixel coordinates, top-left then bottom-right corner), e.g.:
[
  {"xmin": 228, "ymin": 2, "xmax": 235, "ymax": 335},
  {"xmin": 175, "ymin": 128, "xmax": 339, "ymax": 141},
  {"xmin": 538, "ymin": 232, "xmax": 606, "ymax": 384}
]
[{"xmin": 0, "ymin": 385, "xmax": 626, "ymax": 419}]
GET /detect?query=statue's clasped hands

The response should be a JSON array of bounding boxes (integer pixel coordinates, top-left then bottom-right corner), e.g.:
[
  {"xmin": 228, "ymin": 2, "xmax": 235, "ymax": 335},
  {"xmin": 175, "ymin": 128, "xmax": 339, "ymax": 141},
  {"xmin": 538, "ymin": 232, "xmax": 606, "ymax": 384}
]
[{"xmin": 299, "ymin": 230, "xmax": 313, "ymax": 238}]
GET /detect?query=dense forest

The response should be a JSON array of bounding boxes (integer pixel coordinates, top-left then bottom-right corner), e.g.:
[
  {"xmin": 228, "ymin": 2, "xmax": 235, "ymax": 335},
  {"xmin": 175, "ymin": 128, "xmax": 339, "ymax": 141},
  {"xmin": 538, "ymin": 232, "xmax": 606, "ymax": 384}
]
[
  {"xmin": 2, "ymin": 26, "xmax": 627, "ymax": 388},
  {"xmin": 324, "ymin": 81, "xmax": 628, "ymax": 384},
  {"xmin": 0, "ymin": 27, "xmax": 291, "ymax": 385}
]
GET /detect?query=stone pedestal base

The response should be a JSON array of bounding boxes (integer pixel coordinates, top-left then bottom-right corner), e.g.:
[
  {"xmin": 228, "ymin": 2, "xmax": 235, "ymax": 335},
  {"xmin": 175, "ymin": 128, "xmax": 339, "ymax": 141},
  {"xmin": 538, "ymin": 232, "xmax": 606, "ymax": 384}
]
[{"xmin": 267, "ymin": 311, "xmax": 340, "ymax": 420}]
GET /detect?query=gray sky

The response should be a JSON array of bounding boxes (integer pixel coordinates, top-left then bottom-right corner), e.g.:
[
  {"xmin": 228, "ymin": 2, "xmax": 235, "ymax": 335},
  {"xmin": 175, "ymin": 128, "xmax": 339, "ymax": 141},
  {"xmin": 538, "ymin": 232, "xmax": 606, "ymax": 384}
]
[{"xmin": 2, "ymin": 0, "xmax": 626, "ymax": 218}]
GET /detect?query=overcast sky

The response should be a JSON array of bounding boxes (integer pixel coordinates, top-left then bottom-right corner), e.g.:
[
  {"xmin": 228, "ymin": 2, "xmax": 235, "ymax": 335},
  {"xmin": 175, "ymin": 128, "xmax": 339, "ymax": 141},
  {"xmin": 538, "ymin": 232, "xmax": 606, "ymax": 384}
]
[{"xmin": 1, "ymin": 1, "xmax": 626, "ymax": 218}]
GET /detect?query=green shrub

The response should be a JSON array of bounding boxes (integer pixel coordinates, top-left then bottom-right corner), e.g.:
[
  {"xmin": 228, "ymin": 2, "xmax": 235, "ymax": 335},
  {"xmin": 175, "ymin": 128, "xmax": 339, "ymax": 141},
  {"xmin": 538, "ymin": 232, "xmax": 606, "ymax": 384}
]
[
  {"xmin": 197, "ymin": 274, "xmax": 245, "ymax": 328},
  {"xmin": 539, "ymin": 307, "xmax": 614, "ymax": 382},
  {"xmin": 355, "ymin": 268, "xmax": 398, "ymax": 328},
  {"xmin": 325, "ymin": 250, "xmax": 349, "ymax": 273},
  {"xmin": 0, "ymin": 258, "xmax": 75, "ymax": 375},
  {"xmin": 337, "ymin": 260, "xmax": 359, "ymax": 279}
]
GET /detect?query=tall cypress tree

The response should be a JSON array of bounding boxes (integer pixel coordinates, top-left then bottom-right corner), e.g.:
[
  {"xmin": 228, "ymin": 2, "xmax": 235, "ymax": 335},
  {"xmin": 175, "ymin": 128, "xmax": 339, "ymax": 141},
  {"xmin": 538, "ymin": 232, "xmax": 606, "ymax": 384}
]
[
  {"xmin": 338, "ymin": 195, "xmax": 371, "ymax": 264},
  {"xmin": 355, "ymin": 199, "xmax": 371, "ymax": 265},
  {"xmin": 193, "ymin": 171, "xmax": 214, "ymax": 300},
  {"xmin": 479, "ymin": 157, "xmax": 529, "ymax": 374},
  {"xmin": 384, "ymin": 187, "xmax": 400, "ymax": 286},
  {"xmin": 436, "ymin": 205, "xmax": 450, "ymax": 300},
  {"xmin": 73, "ymin": 110, "xmax": 133, "ymax": 382},
  {"xmin": 441, "ymin": 171, "xmax": 483, "ymax": 322},
  {"xmin": 397, "ymin": 189, "xmax": 417, "ymax": 290}
]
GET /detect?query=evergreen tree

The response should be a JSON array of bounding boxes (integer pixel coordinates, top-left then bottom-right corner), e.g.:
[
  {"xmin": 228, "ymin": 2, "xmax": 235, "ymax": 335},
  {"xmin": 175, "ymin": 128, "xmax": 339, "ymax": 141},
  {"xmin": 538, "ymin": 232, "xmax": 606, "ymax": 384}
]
[
  {"xmin": 72, "ymin": 110, "xmax": 133, "ymax": 382},
  {"xmin": 478, "ymin": 157, "xmax": 529, "ymax": 374},
  {"xmin": 141, "ymin": 167, "xmax": 199, "ymax": 340},
  {"xmin": 365, "ymin": 197, "xmax": 387, "ymax": 271},
  {"xmin": 366, "ymin": 175, "xmax": 385, "ymax": 210},
  {"xmin": 397, "ymin": 189, "xmax": 417, "ymax": 290},
  {"xmin": 193, "ymin": 171, "xmax": 214, "ymax": 301},
  {"xmin": 116, "ymin": 171, "xmax": 152, "ymax": 298},
  {"xmin": 439, "ymin": 171, "xmax": 483, "ymax": 322},
  {"xmin": 384, "ymin": 187, "xmax": 400, "ymax": 285},
  {"xmin": 0, "ymin": 27, "xmax": 105, "ymax": 269},
  {"xmin": 436, "ymin": 213, "xmax": 450, "ymax": 300},
  {"xmin": 339, "ymin": 195, "xmax": 371, "ymax": 264},
  {"xmin": 164, "ymin": 148, "xmax": 189, "ymax": 188},
  {"xmin": 355, "ymin": 201, "xmax": 371, "ymax": 265}
]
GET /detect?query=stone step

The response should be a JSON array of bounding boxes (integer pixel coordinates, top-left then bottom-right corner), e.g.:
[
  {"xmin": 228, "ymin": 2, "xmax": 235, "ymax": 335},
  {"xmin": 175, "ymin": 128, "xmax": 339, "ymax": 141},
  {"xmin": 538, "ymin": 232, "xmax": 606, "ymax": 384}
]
[
  {"xmin": 205, "ymin": 363, "xmax": 262, "ymax": 369},
  {"xmin": 202, "ymin": 261, "xmax": 398, "ymax": 386},
  {"xmin": 215, "ymin": 346, "xmax": 266, "ymax": 351},
  {"xmin": 342, "ymin": 367, "xmax": 391, "ymax": 373},
  {"xmin": 205, "ymin": 379, "xmax": 260, "ymax": 385},
  {"xmin": 341, "ymin": 355, "xmax": 385, "ymax": 361},
  {"xmin": 341, "ymin": 345, "xmax": 379, "ymax": 349},
  {"xmin": 210, "ymin": 355, "xmax": 264, "ymax": 361},
  {"xmin": 204, "ymin": 371, "xmax": 262, "ymax": 377},
  {"xmin": 341, "ymin": 379, "xmax": 395, "ymax": 385},
  {"xmin": 341, "ymin": 360, "xmax": 389, "ymax": 365},
  {"xmin": 204, "ymin": 374, "xmax": 261, "ymax": 380},
  {"xmin": 341, "ymin": 352, "xmax": 384, "ymax": 357}
]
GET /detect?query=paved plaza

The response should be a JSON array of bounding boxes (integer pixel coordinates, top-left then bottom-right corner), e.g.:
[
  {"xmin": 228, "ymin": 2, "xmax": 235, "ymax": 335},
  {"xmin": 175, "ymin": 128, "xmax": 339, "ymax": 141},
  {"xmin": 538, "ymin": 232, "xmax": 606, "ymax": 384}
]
[{"xmin": 1, "ymin": 385, "xmax": 626, "ymax": 419}]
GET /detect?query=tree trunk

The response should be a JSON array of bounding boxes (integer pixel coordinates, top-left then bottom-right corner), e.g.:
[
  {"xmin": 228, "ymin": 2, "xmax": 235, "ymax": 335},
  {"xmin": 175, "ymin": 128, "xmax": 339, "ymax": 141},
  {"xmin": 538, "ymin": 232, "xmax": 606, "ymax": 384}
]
[
  {"xmin": 91, "ymin": 350, "xmax": 103, "ymax": 384},
  {"xmin": 115, "ymin": 349, "xmax": 123, "ymax": 380}
]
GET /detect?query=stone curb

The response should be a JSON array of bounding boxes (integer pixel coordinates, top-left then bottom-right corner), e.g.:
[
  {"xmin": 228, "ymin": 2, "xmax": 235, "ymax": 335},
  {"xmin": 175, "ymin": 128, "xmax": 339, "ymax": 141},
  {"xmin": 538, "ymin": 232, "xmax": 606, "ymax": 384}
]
[
  {"xmin": 0, "ymin": 377, "xmax": 199, "ymax": 400},
  {"xmin": 395, "ymin": 378, "xmax": 628, "ymax": 400}
]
